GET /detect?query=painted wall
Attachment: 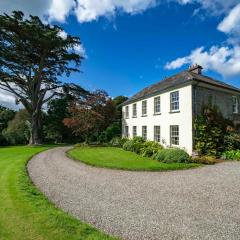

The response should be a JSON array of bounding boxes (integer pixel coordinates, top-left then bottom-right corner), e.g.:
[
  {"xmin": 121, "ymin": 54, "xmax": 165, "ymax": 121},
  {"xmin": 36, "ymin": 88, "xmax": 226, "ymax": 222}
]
[{"xmin": 122, "ymin": 85, "xmax": 193, "ymax": 154}]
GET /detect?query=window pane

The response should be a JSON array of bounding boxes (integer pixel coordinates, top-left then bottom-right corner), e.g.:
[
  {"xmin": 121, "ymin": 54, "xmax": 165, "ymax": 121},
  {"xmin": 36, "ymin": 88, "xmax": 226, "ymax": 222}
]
[
  {"xmin": 125, "ymin": 106, "xmax": 129, "ymax": 118},
  {"xmin": 154, "ymin": 126, "xmax": 161, "ymax": 142},
  {"xmin": 233, "ymin": 96, "xmax": 238, "ymax": 113},
  {"xmin": 142, "ymin": 100, "xmax": 147, "ymax": 115},
  {"xmin": 132, "ymin": 103, "xmax": 137, "ymax": 117},
  {"xmin": 132, "ymin": 126, "xmax": 137, "ymax": 137},
  {"xmin": 170, "ymin": 91, "xmax": 179, "ymax": 111},
  {"xmin": 154, "ymin": 96, "xmax": 161, "ymax": 114},
  {"xmin": 125, "ymin": 126, "xmax": 129, "ymax": 137},
  {"xmin": 142, "ymin": 126, "xmax": 147, "ymax": 140},
  {"xmin": 170, "ymin": 125, "xmax": 179, "ymax": 145}
]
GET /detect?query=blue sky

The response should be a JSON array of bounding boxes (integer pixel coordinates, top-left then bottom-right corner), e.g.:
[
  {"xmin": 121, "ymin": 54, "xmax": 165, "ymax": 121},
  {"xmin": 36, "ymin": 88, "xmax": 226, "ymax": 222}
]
[{"xmin": 0, "ymin": 0, "xmax": 240, "ymax": 107}]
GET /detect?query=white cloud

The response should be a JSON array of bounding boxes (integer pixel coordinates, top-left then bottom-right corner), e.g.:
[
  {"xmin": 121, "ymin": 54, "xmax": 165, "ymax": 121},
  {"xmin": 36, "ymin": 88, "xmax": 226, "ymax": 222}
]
[
  {"xmin": 165, "ymin": 45, "xmax": 240, "ymax": 78},
  {"xmin": 74, "ymin": 0, "xmax": 157, "ymax": 22},
  {"xmin": 0, "ymin": 89, "xmax": 20, "ymax": 110},
  {"xmin": 74, "ymin": 44, "xmax": 87, "ymax": 58},
  {"xmin": 57, "ymin": 30, "xmax": 68, "ymax": 39},
  {"xmin": 218, "ymin": 3, "xmax": 240, "ymax": 34},
  {"xmin": 48, "ymin": 0, "xmax": 75, "ymax": 22}
]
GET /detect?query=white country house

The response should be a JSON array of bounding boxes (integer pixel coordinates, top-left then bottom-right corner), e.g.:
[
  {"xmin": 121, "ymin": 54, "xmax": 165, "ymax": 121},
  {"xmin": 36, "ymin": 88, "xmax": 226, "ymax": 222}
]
[{"xmin": 122, "ymin": 65, "xmax": 240, "ymax": 154}]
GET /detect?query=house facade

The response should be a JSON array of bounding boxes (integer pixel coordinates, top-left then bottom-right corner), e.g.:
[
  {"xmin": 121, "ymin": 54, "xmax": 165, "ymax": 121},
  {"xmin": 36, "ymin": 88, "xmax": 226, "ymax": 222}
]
[{"xmin": 122, "ymin": 65, "xmax": 240, "ymax": 154}]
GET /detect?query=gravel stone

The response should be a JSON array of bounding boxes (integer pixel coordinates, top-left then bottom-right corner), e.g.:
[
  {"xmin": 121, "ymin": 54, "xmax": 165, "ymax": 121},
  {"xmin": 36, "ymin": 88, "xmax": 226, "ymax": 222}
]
[{"xmin": 27, "ymin": 147, "xmax": 240, "ymax": 240}]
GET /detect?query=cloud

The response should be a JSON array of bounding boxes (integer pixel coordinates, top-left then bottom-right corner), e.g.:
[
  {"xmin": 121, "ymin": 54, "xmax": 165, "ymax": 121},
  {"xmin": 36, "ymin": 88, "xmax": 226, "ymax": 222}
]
[
  {"xmin": 48, "ymin": 0, "xmax": 76, "ymax": 22},
  {"xmin": 165, "ymin": 45, "xmax": 240, "ymax": 78},
  {"xmin": 57, "ymin": 30, "xmax": 68, "ymax": 39},
  {"xmin": 0, "ymin": 89, "xmax": 20, "ymax": 110},
  {"xmin": 217, "ymin": 3, "xmax": 240, "ymax": 34},
  {"xmin": 74, "ymin": 44, "xmax": 87, "ymax": 58},
  {"xmin": 74, "ymin": 0, "xmax": 157, "ymax": 22}
]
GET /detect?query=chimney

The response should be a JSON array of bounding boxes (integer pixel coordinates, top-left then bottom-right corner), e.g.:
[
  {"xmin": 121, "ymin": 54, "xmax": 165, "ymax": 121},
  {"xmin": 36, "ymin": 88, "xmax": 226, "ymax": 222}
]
[{"xmin": 188, "ymin": 64, "xmax": 203, "ymax": 75}]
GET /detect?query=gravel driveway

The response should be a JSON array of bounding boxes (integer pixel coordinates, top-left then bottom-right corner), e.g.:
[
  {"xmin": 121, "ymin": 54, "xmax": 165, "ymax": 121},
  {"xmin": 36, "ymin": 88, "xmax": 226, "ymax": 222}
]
[{"xmin": 28, "ymin": 147, "xmax": 240, "ymax": 240}]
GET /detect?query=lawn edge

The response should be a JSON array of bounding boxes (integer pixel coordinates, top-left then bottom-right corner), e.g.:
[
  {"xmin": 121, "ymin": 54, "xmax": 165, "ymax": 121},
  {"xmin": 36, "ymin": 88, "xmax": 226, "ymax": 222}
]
[
  {"xmin": 67, "ymin": 147, "xmax": 202, "ymax": 172},
  {"xmin": 23, "ymin": 145, "xmax": 119, "ymax": 240}
]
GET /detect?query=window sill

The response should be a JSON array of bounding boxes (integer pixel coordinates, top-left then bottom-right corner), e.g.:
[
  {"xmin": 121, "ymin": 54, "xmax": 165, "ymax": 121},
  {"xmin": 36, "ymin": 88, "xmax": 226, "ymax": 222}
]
[
  {"xmin": 169, "ymin": 110, "xmax": 180, "ymax": 114},
  {"xmin": 125, "ymin": 117, "xmax": 129, "ymax": 119},
  {"xmin": 141, "ymin": 115, "xmax": 148, "ymax": 117},
  {"xmin": 153, "ymin": 113, "xmax": 161, "ymax": 116},
  {"xmin": 132, "ymin": 116, "xmax": 137, "ymax": 118}
]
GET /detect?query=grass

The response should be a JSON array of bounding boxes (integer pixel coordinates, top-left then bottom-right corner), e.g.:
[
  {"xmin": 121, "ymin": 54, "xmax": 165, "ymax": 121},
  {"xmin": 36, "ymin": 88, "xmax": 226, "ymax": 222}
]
[
  {"xmin": 0, "ymin": 146, "xmax": 117, "ymax": 240},
  {"xmin": 68, "ymin": 147, "xmax": 201, "ymax": 171}
]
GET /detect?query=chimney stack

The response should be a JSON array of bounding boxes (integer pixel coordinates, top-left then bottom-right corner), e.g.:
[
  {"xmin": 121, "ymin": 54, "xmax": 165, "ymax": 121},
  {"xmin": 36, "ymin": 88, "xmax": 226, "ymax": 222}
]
[{"xmin": 188, "ymin": 64, "xmax": 203, "ymax": 75}]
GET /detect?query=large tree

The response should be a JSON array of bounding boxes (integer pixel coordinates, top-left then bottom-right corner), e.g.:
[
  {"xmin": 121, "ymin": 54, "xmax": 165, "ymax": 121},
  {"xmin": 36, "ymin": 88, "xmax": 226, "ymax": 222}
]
[{"xmin": 0, "ymin": 11, "xmax": 83, "ymax": 144}]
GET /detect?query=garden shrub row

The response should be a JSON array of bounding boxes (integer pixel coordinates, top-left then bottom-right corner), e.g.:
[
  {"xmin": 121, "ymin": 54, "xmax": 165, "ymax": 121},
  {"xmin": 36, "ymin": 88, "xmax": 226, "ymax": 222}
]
[
  {"xmin": 122, "ymin": 137, "xmax": 191, "ymax": 163},
  {"xmin": 221, "ymin": 150, "xmax": 240, "ymax": 161}
]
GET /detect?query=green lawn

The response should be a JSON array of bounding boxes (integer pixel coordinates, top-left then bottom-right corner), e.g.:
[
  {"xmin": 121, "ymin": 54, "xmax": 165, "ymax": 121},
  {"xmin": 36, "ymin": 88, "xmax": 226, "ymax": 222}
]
[
  {"xmin": 0, "ymin": 146, "xmax": 117, "ymax": 240},
  {"xmin": 68, "ymin": 147, "xmax": 200, "ymax": 171}
]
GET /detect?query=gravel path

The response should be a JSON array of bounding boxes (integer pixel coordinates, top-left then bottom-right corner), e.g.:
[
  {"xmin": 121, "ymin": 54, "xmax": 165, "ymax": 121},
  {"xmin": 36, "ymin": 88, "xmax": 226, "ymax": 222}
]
[{"xmin": 28, "ymin": 147, "xmax": 240, "ymax": 240}]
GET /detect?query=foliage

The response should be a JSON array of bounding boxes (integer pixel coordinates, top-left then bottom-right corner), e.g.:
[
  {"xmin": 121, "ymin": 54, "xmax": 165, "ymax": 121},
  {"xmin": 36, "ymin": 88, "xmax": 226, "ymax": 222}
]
[
  {"xmin": 153, "ymin": 148, "xmax": 190, "ymax": 163},
  {"xmin": 0, "ymin": 105, "xmax": 15, "ymax": 145},
  {"xmin": 2, "ymin": 109, "xmax": 30, "ymax": 144},
  {"xmin": 190, "ymin": 156, "xmax": 217, "ymax": 165},
  {"xmin": 0, "ymin": 11, "xmax": 84, "ymax": 144},
  {"xmin": 223, "ymin": 130, "xmax": 240, "ymax": 151},
  {"xmin": 110, "ymin": 137, "xmax": 128, "ymax": 147},
  {"xmin": 69, "ymin": 147, "xmax": 200, "ymax": 171},
  {"xmin": 194, "ymin": 105, "xmax": 233, "ymax": 156},
  {"xmin": 222, "ymin": 150, "xmax": 240, "ymax": 161},
  {"xmin": 64, "ymin": 90, "xmax": 117, "ymax": 141},
  {"xmin": 122, "ymin": 137, "xmax": 145, "ymax": 154},
  {"xmin": 140, "ymin": 141, "xmax": 163, "ymax": 157}
]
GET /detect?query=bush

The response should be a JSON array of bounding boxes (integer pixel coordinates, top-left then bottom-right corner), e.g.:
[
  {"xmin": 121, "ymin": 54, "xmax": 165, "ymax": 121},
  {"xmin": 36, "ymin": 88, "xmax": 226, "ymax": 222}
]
[
  {"xmin": 140, "ymin": 141, "xmax": 163, "ymax": 157},
  {"xmin": 222, "ymin": 150, "xmax": 240, "ymax": 161},
  {"xmin": 153, "ymin": 148, "xmax": 190, "ymax": 163},
  {"xmin": 122, "ymin": 137, "xmax": 145, "ymax": 153},
  {"xmin": 110, "ymin": 137, "xmax": 128, "ymax": 147},
  {"xmin": 190, "ymin": 156, "xmax": 217, "ymax": 165},
  {"xmin": 223, "ymin": 132, "xmax": 240, "ymax": 151}
]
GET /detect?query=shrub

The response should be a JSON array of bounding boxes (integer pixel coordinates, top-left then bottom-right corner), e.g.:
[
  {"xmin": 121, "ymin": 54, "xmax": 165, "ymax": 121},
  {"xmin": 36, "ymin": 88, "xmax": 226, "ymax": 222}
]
[
  {"xmin": 140, "ymin": 141, "xmax": 163, "ymax": 157},
  {"xmin": 190, "ymin": 156, "xmax": 217, "ymax": 165},
  {"xmin": 153, "ymin": 149, "xmax": 169, "ymax": 161},
  {"xmin": 153, "ymin": 148, "xmax": 190, "ymax": 163},
  {"xmin": 222, "ymin": 150, "xmax": 240, "ymax": 161},
  {"xmin": 122, "ymin": 137, "xmax": 145, "ymax": 153},
  {"xmin": 110, "ymin": 137, "xmax": 128, "ymax": 147},
  {"xmin": 223, "ymin": 132, "xmax": 240, "ymax": 151}
]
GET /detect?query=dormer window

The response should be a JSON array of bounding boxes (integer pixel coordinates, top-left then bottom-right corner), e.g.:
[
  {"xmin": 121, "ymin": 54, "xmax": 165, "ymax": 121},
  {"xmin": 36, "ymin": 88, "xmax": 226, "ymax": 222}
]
[{"xmin": 233, "ymin": 96, "xmax": 238, "ymax": 113}]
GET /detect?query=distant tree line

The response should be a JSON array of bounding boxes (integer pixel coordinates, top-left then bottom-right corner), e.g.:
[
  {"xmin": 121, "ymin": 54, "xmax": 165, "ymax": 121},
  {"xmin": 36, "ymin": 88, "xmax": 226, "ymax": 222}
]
[{"xmin": 0, "ymin": 93, "xmax": 127, "ymax": 146}]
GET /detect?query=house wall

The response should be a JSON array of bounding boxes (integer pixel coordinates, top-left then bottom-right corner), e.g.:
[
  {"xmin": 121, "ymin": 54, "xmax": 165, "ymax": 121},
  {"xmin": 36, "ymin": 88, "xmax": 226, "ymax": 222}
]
[
  {"xmin": 193, "ymin": 83, "xmax": 240, "ymax": 129},
  {"xmin": 122, "ymin": 85, "xmax": 193, "ymax": 154}
]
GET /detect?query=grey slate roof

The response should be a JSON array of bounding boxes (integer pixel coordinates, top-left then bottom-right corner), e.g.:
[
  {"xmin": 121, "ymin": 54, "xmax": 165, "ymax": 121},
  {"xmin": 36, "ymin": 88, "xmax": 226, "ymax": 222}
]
[{"xmin": 122, "ymin": 70, "xmax": 240, "ymax": 106}]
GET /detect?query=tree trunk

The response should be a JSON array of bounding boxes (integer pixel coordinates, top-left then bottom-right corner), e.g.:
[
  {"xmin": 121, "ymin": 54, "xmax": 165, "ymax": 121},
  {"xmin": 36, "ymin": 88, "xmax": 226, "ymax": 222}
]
[{"xmin": 29, "ymin": 110, "xmax": 43, "ymax": 145}]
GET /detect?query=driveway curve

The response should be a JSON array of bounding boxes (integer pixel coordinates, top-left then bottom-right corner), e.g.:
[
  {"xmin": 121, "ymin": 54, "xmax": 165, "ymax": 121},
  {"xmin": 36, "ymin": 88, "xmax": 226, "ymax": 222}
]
[{"xmin": 28, "ymin": 147, "xmax": 240, "ymax": 240}]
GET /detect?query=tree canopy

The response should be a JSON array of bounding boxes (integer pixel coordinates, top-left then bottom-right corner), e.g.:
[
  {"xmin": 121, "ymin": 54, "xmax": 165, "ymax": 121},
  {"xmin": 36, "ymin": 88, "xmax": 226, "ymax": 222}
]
[{"xmin": 0, "ymin": 11, "xmax": 84, "ymax": 144}]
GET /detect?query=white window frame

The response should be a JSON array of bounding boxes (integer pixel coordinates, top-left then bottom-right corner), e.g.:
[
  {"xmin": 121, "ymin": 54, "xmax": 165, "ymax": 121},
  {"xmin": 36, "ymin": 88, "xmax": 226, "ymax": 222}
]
[
  {"xmin": 154, "ymin": 126, "xmax": 161, "ymax": 142},
  {"xmin": 154, "ymin": 96, "xmax": 161, "ymax": 114},
  {"xmin": 170, "ymin": 125, "xmax": 179, "ymax": 146},
  {"xmin": 233, "ymin": 96, "xmax": 238, "ymax": 114},
  {"xmin": 125, "ymin": 126, "xmax": 129, "ymax": 137},
  {"xmin": 142, "ymin": 126, "xmax": 147, "ymax": 140},
  {"xmin": 142, "ymin": 100, "xmax": 147, "ymax": 116},
  {"xmin": 132, "ymin": 126, "xmax": 137, "ymax": 137},
  {"xmin": 170, "ymin": 91, "xmax": 179, "ymax": 112},
  {"xmin": 125, "ymin": 106, "xmax": 129, "ymax": 118},
  {"xmin": 132, "ymin": 103, "xmax": 137, "ymax": 117}
]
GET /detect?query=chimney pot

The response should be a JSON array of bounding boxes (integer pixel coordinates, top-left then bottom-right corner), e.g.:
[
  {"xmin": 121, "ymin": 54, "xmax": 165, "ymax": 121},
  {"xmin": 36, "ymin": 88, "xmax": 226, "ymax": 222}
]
[{"xmin": 188, "ymin": 64, "xmax": 203, "ymax": 75}]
